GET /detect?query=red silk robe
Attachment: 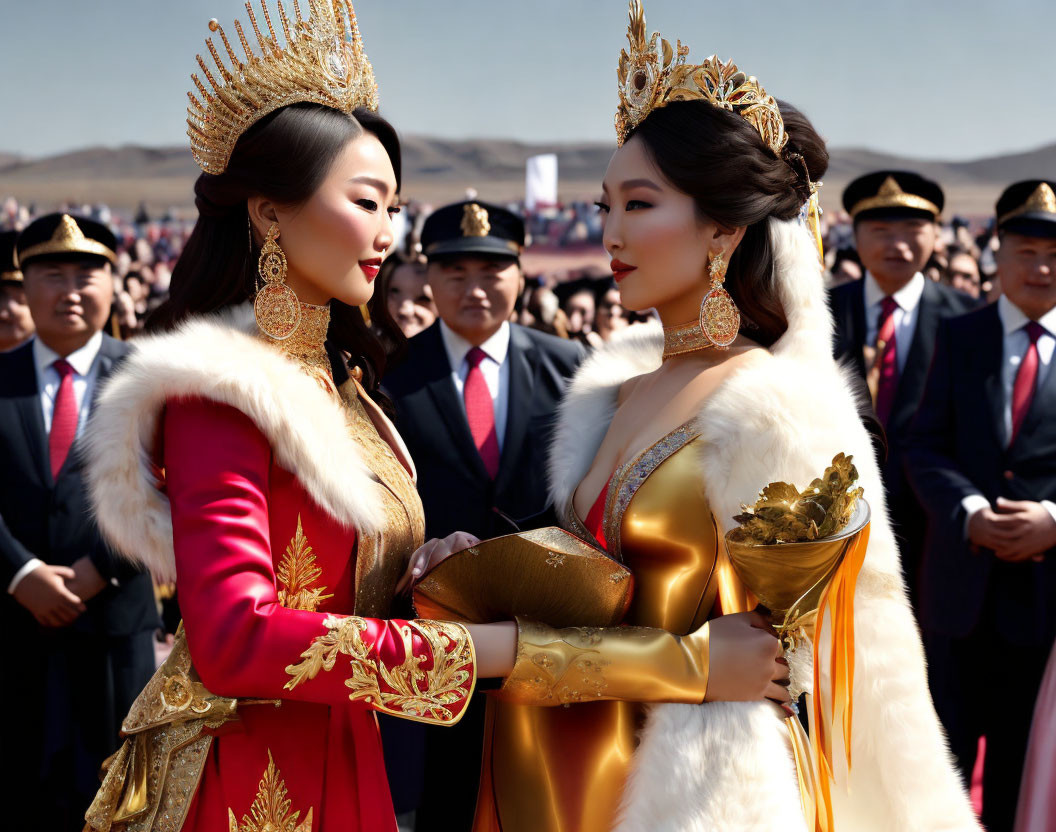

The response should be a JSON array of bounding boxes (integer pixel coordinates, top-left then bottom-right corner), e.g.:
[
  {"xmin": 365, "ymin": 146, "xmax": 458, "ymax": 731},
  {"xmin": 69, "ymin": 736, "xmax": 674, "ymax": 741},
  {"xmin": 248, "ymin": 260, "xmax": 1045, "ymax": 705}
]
[
  {"xmin": 165, "ymin": 395, "xmax": 473, "ymax": 832},
  {"xmin": 85, "ymin": 390, "xmax": 475, "ymax": 832}
]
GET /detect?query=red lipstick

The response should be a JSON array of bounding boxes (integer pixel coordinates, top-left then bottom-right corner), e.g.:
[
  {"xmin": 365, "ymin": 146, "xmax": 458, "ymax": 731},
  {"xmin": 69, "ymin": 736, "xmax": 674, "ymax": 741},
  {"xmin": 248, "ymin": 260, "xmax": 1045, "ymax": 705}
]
[
  {"xmin": 360, "ymin": 258, "xmax": 382, "ymax": 282},
  {"xmin": 610, "ymin": 259, "xmax": 637, "ymax": 282}
]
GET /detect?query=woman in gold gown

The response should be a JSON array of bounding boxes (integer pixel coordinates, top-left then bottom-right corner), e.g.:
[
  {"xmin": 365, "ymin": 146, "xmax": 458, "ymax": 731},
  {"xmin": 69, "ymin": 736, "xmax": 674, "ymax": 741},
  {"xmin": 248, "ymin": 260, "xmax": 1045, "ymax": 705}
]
[{"xmin": 443, "ymin": 3, "xmax": 982, "ymax": 830}]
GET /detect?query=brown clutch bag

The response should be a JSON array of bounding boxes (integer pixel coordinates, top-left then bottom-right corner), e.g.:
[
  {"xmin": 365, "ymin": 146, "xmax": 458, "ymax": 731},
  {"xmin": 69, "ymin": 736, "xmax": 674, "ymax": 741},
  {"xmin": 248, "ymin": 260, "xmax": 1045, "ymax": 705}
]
[{"xmin": 412, "ymin": 527, "xmax": 633, "ymax": 628}]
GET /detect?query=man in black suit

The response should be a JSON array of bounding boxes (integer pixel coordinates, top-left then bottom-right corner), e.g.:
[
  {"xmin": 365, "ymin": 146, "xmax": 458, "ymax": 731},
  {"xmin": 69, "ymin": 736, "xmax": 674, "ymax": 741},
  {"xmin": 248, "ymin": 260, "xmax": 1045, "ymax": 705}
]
[
  {"xmin": 906, "ymin": 181, "xmax": 1056, "ymax": 832},
  {"xmin": 0, "ymin": 231, "xmax": 35, "ymax": 351},
  {"xmin": 829, "ymin": 171, "xmax": 976, "ymax": 604},
  {"xmin": 385, "ymin": 201, "xmax": 584, "ymax": 830},
  {"xmin": 0, "ymin": 214, "xmax": 157, "ymax": 831}
]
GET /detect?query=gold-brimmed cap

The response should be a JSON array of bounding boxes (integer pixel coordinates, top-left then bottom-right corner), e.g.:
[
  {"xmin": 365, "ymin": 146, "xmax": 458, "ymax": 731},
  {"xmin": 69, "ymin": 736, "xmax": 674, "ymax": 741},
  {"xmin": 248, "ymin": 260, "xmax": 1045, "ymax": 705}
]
[
  {"xmin": 0, "ymin": 231, "xmax": 22, "ymax": 284},
  {"xmin": 16, "ymin": 213, "xmax": 118, "ymax": 268},
  {"xmin": 996, "ymin": 180, "xmax": 1056, "ymax": 239},
  {"xmin": 842, "ymin": 171, "xmax": 943, "ymax": 221}
]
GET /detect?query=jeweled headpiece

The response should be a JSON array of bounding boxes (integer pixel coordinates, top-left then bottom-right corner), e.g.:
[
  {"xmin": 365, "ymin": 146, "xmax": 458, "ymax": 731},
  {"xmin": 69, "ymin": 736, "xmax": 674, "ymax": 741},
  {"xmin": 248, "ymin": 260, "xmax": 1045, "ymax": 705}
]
[
  {"xmin": 615, "ymin": 0, "xmax": 786, "ymax": 156},
  {"xmin": 187, "ymin": 0, "xmax": 379, "ymax": 175}
]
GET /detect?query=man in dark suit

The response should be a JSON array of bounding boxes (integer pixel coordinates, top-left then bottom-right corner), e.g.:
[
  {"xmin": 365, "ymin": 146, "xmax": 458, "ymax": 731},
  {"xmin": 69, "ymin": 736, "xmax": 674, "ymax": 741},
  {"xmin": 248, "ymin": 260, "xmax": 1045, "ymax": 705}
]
[
  {"xmin": 0, "ymin": 214, "xmax": 157, "ymax": 831},
  {"xmin": 829, "ymin": 171, "xmax": 976, "ymax": 604},
  {"xmin": 385, "ymin": 201, "xmax": 584, "ymax": 830},
  {"xmin": 0, "ymin": 231, "xmax": 35, "ymax": 351},
  {"xmin": 906, "ymin": 181, "xmax": 1056, "ymax": 832}
]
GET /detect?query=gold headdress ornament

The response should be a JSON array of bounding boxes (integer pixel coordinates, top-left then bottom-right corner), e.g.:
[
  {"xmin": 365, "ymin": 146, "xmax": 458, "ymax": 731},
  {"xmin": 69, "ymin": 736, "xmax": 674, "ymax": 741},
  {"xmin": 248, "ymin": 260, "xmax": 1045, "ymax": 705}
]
[
  {"xmin": 614, "ymin": 1, "xmax": 826, "ymax": 262},
  {"xmin": 998, "ymin": 182, "xmax": 1056, "ymax": 225},
  {"xmin": 187, "ymin": 0, "xmax": 379, "ymax": 175},
  {"xmin": 615, "ymin": 0, "xmax": 786, "ymax": 156}
]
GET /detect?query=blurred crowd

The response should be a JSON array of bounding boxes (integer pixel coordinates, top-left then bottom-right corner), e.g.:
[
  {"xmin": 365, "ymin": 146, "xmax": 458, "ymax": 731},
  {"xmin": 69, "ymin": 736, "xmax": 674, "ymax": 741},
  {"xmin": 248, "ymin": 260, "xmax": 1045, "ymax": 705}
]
[{"xmin": 2, "ymin": 194, "xmax": 1007, "ymax": 353}]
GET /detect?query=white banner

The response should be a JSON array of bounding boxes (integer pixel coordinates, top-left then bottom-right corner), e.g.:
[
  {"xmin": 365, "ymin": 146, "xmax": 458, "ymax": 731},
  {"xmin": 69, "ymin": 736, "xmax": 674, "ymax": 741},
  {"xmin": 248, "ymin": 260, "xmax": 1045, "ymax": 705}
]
[{"xmin": 525, "ymin": 153, "xmax": 558, "ymax": 211}]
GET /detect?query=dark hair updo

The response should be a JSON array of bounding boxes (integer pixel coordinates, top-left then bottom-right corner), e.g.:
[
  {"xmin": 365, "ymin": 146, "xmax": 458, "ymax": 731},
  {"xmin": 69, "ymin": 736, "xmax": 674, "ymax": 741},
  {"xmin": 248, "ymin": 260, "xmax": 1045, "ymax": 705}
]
[
  {"xmin": 150, "ymin": 102, "xmax": 404, "ymax": 391},
  {"xmin": 627, "ymin": 99, "xmax": 828, "ymax": 346}
]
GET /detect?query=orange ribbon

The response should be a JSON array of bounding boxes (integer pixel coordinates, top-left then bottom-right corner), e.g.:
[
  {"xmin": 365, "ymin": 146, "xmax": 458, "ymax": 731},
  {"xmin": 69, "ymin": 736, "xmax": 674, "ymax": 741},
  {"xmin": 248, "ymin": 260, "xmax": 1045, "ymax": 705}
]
[{"xmin": 808, "ymin": 523, "xmax": 871, "ymax": 832}]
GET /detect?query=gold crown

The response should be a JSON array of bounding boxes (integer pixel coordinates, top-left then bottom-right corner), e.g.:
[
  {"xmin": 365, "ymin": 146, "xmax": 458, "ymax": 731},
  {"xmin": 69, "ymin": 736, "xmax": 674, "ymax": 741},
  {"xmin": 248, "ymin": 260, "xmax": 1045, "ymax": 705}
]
[
  {"xmin": 187, "ymin": 0, "xmax": 379, "ymax": 175},
  {"xmin": 615, "ymin": 0, "xmax": 786, "ymax": 155}
]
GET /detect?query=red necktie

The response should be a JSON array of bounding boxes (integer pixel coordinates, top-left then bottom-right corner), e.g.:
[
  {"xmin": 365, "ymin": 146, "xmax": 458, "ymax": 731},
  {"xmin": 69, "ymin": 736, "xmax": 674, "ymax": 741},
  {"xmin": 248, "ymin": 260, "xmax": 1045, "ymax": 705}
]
[
  {"xmin": 1010, "ymin": 321, "xmax": 1045, "ymax": 445},
  {"xmin": 464, "ymin": 347, "xmax": 500, "ymax": 479},
  {"xmin": 49, "ymin": 359, "xmax": 78, "ymax": 479},
  {"xmin": 874, "ymin": 296, "xmax": 900, "ymax": 426}
]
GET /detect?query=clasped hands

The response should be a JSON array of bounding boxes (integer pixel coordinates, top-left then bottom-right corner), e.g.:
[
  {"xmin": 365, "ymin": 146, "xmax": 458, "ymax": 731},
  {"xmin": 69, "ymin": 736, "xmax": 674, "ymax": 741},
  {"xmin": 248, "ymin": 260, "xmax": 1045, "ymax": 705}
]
[
  {"xmin": 12, "ymin": 556, "xmax": 107, "ymax": 628},
  {"xmin": 968, "ymin": 497, "xmax": 1056, "ymax": 563},
  {"xmin": 399, "ymin": 533, "xmax": 791, "ymax": 709}
]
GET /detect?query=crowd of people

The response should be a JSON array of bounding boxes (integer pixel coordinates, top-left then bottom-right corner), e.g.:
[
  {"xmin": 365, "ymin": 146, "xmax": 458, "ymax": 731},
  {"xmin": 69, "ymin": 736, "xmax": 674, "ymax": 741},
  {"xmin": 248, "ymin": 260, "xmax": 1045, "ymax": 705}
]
[{"xmin": 0, "ymin": 191, "xmax": 1009, "ymax": 356}]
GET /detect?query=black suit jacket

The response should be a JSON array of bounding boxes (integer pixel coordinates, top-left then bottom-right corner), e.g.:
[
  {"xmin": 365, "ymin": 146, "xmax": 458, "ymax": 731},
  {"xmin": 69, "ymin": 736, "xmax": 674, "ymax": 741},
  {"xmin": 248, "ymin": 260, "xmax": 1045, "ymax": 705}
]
[
  {"xmin": 906, "ymin": 304, "xmax": 1056, "ymax": 646},
  {"xmin": 0, "ymin": 335, "xmax": 156, "ymax": 638},
  {"xmin": 830, "ymin": 278, "xmax": 977, "ymax": 586},
  {"xmin": 384, "ymin": 321, "xmax": 586, "ymax": 540},
  {"xmin": 382, "ymin": 321, "xmax": 583, "ymax": 828}
]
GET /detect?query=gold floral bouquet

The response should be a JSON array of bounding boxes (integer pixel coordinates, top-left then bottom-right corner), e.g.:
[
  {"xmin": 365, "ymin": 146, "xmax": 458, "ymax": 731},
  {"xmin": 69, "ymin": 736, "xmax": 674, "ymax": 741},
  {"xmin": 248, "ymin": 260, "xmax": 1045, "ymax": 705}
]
[{"xmin": 724, "ymin": 453, "xmax": 871, "ymax": 832}]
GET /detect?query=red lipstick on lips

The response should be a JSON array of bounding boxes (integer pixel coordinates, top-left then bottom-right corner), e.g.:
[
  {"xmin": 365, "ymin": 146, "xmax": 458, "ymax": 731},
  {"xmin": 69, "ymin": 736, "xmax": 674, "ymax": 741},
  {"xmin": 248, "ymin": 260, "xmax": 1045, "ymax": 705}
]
[
  {"xmin": 360, "ymin": 258, "xmax": 382, "ymax": 282},
  {"xmin": 610, "ymin": 259, "xmax": 637, "ymax": 282}
]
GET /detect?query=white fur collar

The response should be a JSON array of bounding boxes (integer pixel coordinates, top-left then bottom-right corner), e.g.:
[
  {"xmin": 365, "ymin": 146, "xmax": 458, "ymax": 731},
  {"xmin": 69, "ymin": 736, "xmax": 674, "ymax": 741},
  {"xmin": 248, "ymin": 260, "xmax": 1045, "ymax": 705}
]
[
  {"xmin": 85, "ymin": 304, "xmax": 384, "ymax": 583},
  {"xmin": 549, "ymin": 218, "xmax": 836, "ymax": 518}
]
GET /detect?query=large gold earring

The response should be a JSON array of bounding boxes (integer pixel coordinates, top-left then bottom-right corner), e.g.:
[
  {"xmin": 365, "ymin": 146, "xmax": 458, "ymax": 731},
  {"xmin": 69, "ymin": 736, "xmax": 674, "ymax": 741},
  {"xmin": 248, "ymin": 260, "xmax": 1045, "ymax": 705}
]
[
  {"xmin": 699, "ymin": 252, "xmax": 740, "ymax": 349},
  {"xmin": 253, "ymin": 223, "xmax": 301, "ymax": 341}
]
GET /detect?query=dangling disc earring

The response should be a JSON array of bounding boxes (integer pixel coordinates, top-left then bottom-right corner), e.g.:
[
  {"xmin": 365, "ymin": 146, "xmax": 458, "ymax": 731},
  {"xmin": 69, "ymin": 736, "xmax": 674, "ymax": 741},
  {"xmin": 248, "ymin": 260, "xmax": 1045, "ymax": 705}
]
[
  {"xmin": 254, "ymin": 222, "xmax": 301, "ymax": 341},
  {"xmin": 699, "ymin": 252, "xmax": 740, "ymax": 349}
]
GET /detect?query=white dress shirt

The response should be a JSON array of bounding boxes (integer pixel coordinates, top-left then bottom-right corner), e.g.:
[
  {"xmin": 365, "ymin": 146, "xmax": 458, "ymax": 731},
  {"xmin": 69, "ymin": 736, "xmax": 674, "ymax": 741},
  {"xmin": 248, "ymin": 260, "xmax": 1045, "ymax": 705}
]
[
  {"xmin": 439, "ymin": 320, "xmax": 511, "ymax": 453},
  {"xmin": 8, "ymin": 331, "xmax": 104, "ymax": 594},
  {"xmin": 863, "ymin": 271, "xmax": 926, "ymax": 373},
  {"xmin": 961, "ymin": 297, "xmax": 1056, "ymax": 531}
]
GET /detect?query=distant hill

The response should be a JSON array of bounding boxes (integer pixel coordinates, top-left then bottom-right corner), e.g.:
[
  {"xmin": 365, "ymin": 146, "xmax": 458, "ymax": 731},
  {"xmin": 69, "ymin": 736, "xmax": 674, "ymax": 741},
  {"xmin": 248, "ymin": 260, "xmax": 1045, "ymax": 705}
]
[{"xmin": 1, "ymin": 139, "xmax": 1053, "ymax": 216}]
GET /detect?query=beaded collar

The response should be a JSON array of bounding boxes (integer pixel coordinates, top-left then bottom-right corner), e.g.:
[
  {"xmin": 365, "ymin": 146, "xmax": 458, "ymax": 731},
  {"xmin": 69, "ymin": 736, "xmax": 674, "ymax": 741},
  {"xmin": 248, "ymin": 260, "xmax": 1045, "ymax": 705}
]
[
  {"xmin": 661, "ymin": 320, "xmax": 714, "ymax": 360},
  {"xmin": 266, "ymin": 300, "xmax": 335, "ymax": 392}
]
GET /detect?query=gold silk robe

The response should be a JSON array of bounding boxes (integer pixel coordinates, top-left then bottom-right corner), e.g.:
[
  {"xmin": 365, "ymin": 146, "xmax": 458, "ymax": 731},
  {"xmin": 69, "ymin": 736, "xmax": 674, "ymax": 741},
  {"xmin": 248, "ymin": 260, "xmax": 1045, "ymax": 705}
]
[{"xmin": 473, "ymin": 423, "xmax": 750, "ymax": 832}]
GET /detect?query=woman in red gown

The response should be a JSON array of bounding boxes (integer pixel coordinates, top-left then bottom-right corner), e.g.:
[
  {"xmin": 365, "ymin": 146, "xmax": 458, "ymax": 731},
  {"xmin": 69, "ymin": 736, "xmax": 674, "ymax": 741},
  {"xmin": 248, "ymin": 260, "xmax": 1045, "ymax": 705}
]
[{"xmin": 81, "ymin": 3, "xmax": 515, "ymax": 830}]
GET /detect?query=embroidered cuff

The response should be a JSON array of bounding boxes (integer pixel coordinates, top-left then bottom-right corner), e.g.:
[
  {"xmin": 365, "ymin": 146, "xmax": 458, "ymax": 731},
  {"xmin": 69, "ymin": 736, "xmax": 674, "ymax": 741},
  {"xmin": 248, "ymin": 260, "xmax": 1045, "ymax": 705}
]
[{"xmin": 285, "ymin": 615, "xmax": 477, "ymax": 725}]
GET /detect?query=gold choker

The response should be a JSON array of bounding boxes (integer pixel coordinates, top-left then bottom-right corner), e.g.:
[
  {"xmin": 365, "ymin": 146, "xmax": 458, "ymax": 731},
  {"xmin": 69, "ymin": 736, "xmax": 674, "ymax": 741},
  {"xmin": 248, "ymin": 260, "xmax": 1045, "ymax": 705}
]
[
  {"xmin": 267, "ymin": 301, "xmax": 335, "ymax": 392},
  {"xmin": 662, "ymin": 320, "xmax": 714, "ymax": 360}
]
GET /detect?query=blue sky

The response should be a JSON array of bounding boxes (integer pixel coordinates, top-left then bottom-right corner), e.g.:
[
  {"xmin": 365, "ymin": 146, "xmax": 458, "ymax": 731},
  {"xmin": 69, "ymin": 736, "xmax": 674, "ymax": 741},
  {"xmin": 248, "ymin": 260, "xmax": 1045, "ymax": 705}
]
[{"xmin": 2, "ymin": 0, "xmax": 1054, "ymax": 159}]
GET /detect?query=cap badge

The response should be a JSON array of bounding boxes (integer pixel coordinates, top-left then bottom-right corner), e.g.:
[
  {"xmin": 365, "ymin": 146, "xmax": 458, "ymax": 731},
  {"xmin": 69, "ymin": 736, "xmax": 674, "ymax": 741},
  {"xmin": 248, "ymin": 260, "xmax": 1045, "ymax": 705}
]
[
  {"xmin": 461, "ymin": 203, "xmax": 491, "ymax": 238},
  {"xmin": 1022, "ymin": 182, "xmax": 1056, "ymax": 215},
  {"xmin": 53, "ymin": 214, "xmax": 86, "ymax": 248}
]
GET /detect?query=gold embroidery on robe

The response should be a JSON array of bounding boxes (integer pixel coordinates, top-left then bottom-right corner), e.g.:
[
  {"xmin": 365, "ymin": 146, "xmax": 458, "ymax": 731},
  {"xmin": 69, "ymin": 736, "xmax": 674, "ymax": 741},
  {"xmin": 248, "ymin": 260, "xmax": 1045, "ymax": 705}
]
[
  {"xmin": 227, "ymin": 750, "xmax": 313, "ymax": 832},
  {"xmin": 283, "ymin": 614, "xmax": 476, "ymax": 724},
  {"xmin": 277, "ymin": 515, "xmax": 333, "ymax": 612}
]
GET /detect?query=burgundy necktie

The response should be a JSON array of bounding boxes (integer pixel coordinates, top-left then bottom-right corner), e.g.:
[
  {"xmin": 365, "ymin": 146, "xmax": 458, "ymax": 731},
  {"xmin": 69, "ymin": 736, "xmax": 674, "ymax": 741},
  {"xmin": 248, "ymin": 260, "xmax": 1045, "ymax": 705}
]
[
  {"xmin": 874, "ymin": 296, "xmax": 900, "ymax": 426},
  {"xmin": 1010, "ymin": 321, "xmax": 1045, "ymax": 445},
  {"xmin": 49, "ymin": 359, "xmax": 78, "ymax": 479},
  {"xmin": 464, "ymin": 347, "xmax": 500, "ymax": 479}
]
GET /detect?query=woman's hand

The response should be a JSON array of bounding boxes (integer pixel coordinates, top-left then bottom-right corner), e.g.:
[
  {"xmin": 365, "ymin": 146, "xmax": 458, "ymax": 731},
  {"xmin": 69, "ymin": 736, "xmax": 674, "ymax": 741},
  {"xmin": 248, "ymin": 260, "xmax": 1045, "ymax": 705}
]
[
  {"xmin": 395, "ymin": 531, "xmax": 480, "ymax": 594},
  {"xmin": 703, "ymin": 610, "xmax": 791, "ymax": 707}
]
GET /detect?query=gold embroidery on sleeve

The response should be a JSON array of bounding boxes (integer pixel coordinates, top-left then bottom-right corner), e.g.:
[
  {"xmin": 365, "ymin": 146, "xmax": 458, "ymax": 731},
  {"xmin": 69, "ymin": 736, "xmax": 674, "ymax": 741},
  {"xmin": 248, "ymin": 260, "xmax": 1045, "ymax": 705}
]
[
  {"xmin": 283, "ymin": 614, "xmax": 476, "ymax": 724},
  {"xmin": 277, "ymin": 515, "xmax": 333, "ymax": 612},
  {"xmin": 227, "ymin": 750, "xmax": 313, "ymax": 832}
]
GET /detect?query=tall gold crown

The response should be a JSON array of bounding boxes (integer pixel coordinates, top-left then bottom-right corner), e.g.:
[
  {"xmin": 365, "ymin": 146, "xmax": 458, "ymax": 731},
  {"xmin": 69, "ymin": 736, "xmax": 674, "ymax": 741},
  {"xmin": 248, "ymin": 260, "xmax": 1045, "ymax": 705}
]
[
  {"xmin": 187, "ymin": 0, "xmax": 379, "ymax": 175},
  {"xmin": 615, "ymin": 0, "xmax": 786, "ymax": 156}
]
